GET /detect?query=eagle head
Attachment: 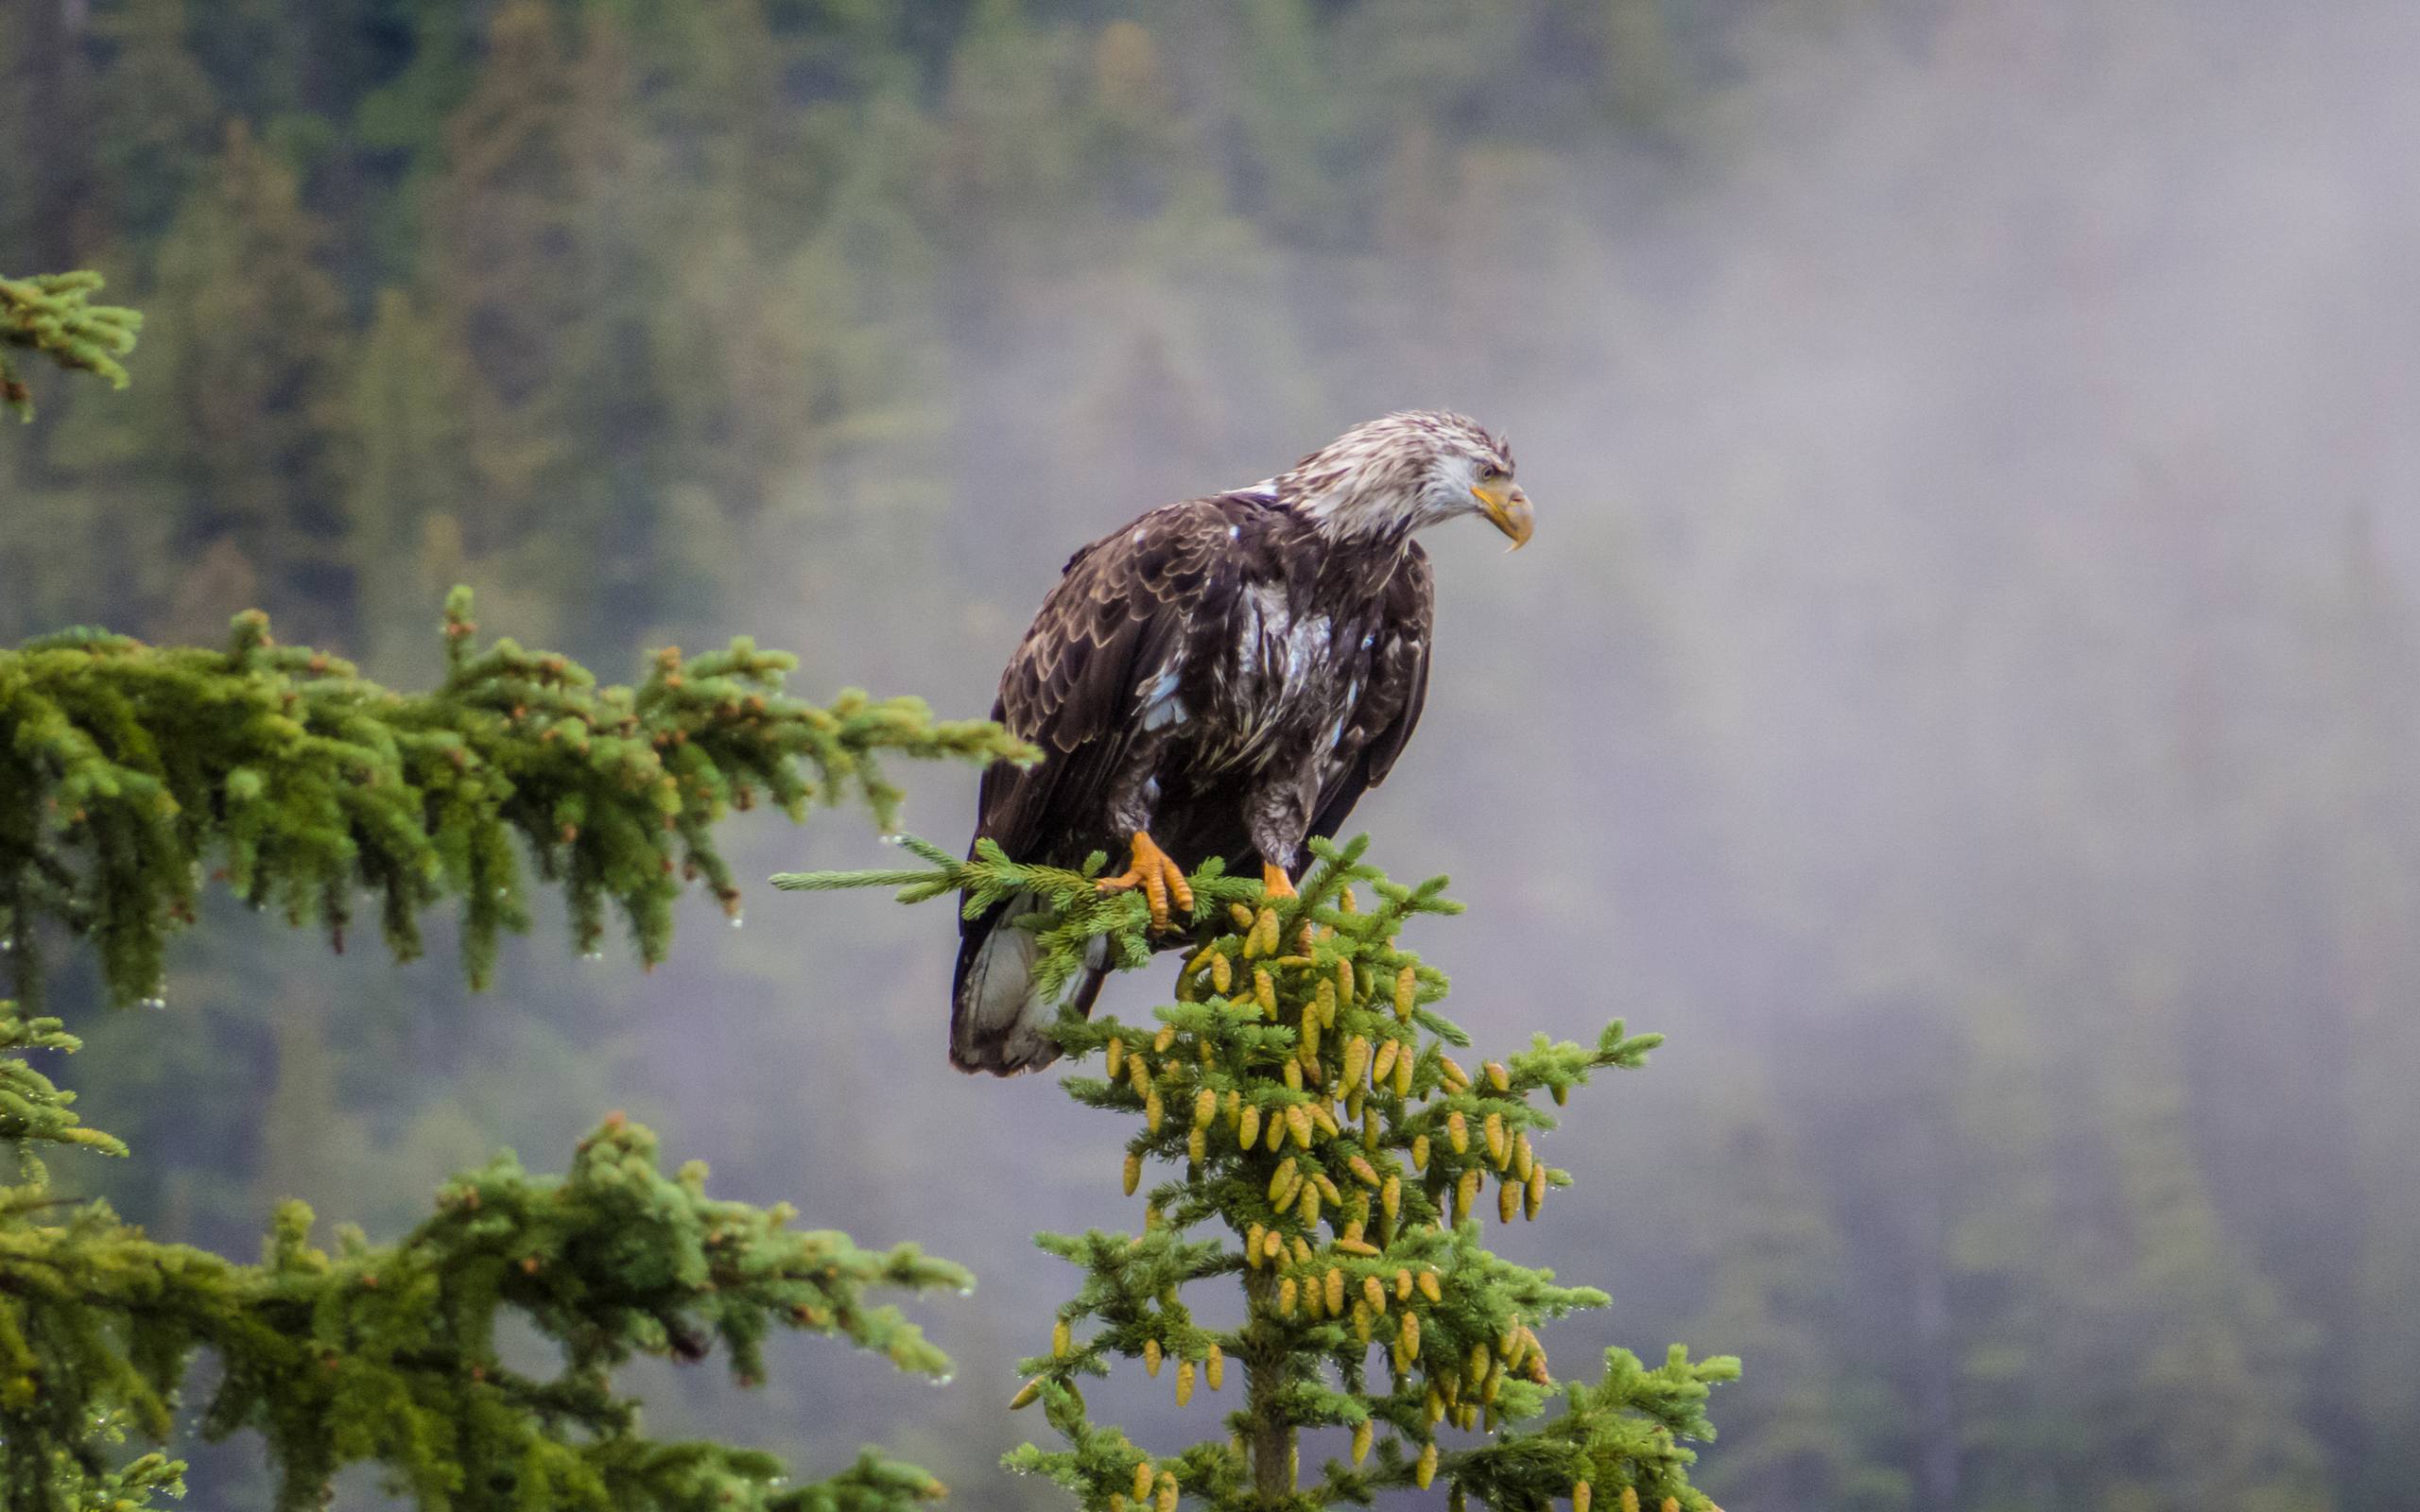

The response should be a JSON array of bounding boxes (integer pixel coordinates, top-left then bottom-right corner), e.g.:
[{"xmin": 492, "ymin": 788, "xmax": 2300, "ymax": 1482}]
[{"xmin": 1270, "ymin": 410, "xmax": 1533, "ymax": 549}]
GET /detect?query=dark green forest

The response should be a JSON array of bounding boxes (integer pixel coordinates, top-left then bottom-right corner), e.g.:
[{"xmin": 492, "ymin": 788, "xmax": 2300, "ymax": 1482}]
[{"xmin": 6, "ymin": 1, "xmax": 2419, "ymax": 1508}]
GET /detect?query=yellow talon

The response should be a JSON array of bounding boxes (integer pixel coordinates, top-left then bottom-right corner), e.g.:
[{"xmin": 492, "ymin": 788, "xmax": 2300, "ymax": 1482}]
[
  {"xmin": 1098, "ymin": 830, "xmax": 1194, "ymax": 931},
  {"xmin": 1261, "ymin": 860, "xmax": 1296, "ymax": 899}
]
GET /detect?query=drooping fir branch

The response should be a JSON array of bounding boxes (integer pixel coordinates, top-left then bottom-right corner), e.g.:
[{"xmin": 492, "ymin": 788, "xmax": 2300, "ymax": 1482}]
[
  {"xmin": 783, "ymin": 834, "xmax": 1738, "ymax": 1510},
  {"xmin": 0, "ymin": 587, "xmax": 1035, "ymax": 1008},
  {"xmin": 0, "ymin": 271, "xmax": 142, "ymax": 420},
  {"xmin": 0, "ymin": 1005, "xmax": 967, "ymax": 1512}
]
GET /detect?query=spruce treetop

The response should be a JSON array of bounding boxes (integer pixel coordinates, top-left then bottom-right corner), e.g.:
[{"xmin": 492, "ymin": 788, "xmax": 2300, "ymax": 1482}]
[{"xmin": 781, "ymin": 834, "xmax": 1737, "ymax": 1511}]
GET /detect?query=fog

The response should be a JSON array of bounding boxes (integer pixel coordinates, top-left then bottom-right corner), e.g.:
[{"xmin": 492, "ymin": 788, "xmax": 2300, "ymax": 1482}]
[{"xmin": 14, "ymin": 1, "xmax": 2420, "ymax": 1507}]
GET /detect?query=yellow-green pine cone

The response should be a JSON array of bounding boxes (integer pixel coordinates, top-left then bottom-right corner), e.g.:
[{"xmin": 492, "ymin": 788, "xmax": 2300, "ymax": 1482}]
[
  {"xmin": 1372, "ymin": 1039, "xmax": 1397, "ymax": 1085},
  {"xmin": 1352, "ymin": 1419, "xmax": 1374, "ymax": 1465},
  {"xmin": 1313, "ymin": 1171, "xmax": 1344, "ymax": 1206},
  {"xmin": 1188, "ymin": 1125, "xmax": 1208, "ymax": 1164},
  {"xmin": 1349, "ymin": 1154, "xmax": 1381, "ymax": 1187},
  {"xmin": 1527, "ymin": 1161, "xmax": 1547, "ymax": 1218},
  {"xmin": 1382, "ymin": 1174, "xmax": 1403, "ymax": 1224},
  {"xmin": 1416, "ymin": 1440, "xmax": 1440, "ymax": 1489},
  {"xmin": 1499, "ymin": 1176, "xmax": 1519, "ymax": 1223},
  {"xmin": 1206, "ymin": 1343, "xmax": 1224, "ymax": 1389},
  {"xmin": 1283, "ymin": 1059, "xmax": 1303, "ymax": 1091},
  {"xmin": 1394, "ymin": 966, "xmax": 1417, "ymax": 1020},
  {"xmin": 1300, "ymin": 1180, "xmax": 1322, "ymax": 1227},
  {"xmin": 1342, "ymin": 1035, "xmax": 1370, "ymax": 1088},
  {"xmin": 1412, "ymin": 1134, "xmax": 1430, "ymax": 1170},
  {"xmin": 1484, "ymin": 1060, "xmax": 1511, "ymax": 1091},
  {"xmin": 1401, "ymin": 1311, "xmax": 1421, "ymax": 1359},
  {"xmin": 1278, "ymin": 1276, "xmax": 1298, "ymax": 1316},
  {"xmin": 1270, "ymin": 1157, "xmax": 1299, "ymax": 1205},
  {"xmin": 1301, "ymin": 1014, "xmax": 1322, "ymax": 1064},
  {"xmin": 1195, "ymin": 1087, "xmax": 1219, "ymax": 1126},
  {"xmin": 1394, "ymin": 1047, "xmax": 1415, "ymax": 1097},
  {"xmin": 1574, "ymin": 1482, "xmax": 1594, "ymax": 1512},
  {"xmin": 1130, "ymin": 1057, "xmax": 1152, "ymax": 1098},
  {"xmin": 1363, "ymin": 1274, "xmax": 1388, "ymax": 1314},
  {"xmin": 1468, "ymin": 1341, "xmax": 1491, "ymax": 1388},
  {"xmin": 1230, "ymin": 902, "xmax": 1257, "ymax": 932},
  {"xmin": 1292, "ymin": 1235, "xmax": 1313, "ymax": 1266},
  {"xmin": 1485, "ymin": 1112, "xmax": 1508, "ymax": 1167},
  {"xmin": 1513, "ymin": 1131, "xmax": 1534, "ymax": 1180},
  {"xmin": 1255, "ymin": 967, "xmax": 1277, "ymax": 1016},
  {"xmin": 1267, "ymin": 1228, "xmax": 1288, "ymax": 1263},
  {"xmin": 1147, "ymin": 1086, "xmax": 1165, "ymax": 1134},
  {"xmin": 1457, "ymin": 1169, "xmax": 1482, "ymax": 1223},
  {"xmin": 1158, "ymin": 1474, "xmax": 1179, "ymax": 1512},
  {"xmin": 1123, "ymin": 1152, "xmax": 1143, "ymax": 1195},
  {"xmin": 1053, "ymin": 1319, "xmax": 1072, "ymax": 1358},
  {"xmin": 1176, "ymin": 1358, "xmax": 1195, "ymax": 1404},
  {"xmin": 1447, "ymin": 1110, "xmax": 1469, "ymax": 1155},
  {"xmin": 1339, "ymin": 958, "xmax": 1356, "ymax": 1005},
  {"xmin": 1287, "ymin": 1104, "xmax": 1314, "ymax": 1149},
  {"xmin": 1212, "ymin": 953, "xmax": 1233, "ymax": 993},
  {"xmin": 1238, "ymin": 1103, "xmax": 1263, "ymax": 1149},
  {"xmin": 1324, "ymin": 1266, "xmax": 1346, "ymax": 1314},
  {"xmin": 1353, "ymin": 1299, "xmax": 1374, "ymax": 1342},
  {"xmin": 1441, "ymin": 1055, "xmax": 1471, "ymax": 1091},
  {"xmin": 1144, "ymin": 1336, "xmax": 1163, "ymax": 1376},
  {"xmin": 1395, "ymin": 1267, "xmax": 1414, "ymax": 1300},
  {"xmin": 1419, "ymin": 1269, "xmax": 1443, "ymax": 1303},
  {"xmin": 1245, "ymin": 1223, "xmax": 1266, "ymax": 1267},
  {"xmin": 1153, "ymin": 1024, "xmax": 1177, "ymax": 1054},
  {"xmin": 1010, "ymin": 1376, "xmax": 1043, "ymax": 1409},
  {"xmin": 1106, "ymin": 1037, "xmax": 1125, "ymax": 1078}
]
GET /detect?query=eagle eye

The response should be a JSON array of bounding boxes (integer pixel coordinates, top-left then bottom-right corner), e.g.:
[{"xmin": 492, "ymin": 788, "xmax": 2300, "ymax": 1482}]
[{"xmin": 1478, "ymin": 461, "xmax": 1509, "ymax": 483}]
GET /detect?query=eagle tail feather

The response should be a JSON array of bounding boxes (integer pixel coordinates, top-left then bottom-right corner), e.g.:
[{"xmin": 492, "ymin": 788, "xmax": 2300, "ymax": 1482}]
[{"xmin": 950, "ymin": 890, "xmax": 1107, "ymax": 1074}]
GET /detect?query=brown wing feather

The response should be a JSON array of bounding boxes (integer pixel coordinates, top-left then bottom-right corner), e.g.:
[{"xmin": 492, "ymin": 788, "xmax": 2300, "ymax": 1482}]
[
  {"xmin": 972, "ymin": 501, "xmax": 1233, "ymax": 870},
  {"xmin": 1309, "ymin": 542, "xmax": 1433, "ymax": 844}
]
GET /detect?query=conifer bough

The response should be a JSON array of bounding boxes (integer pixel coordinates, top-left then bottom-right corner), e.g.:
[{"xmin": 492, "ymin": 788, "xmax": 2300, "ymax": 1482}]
[
  {"xmin": 780, "ymin": 834, "xmax": 1738, "ymax": 1510},
  {"xmin": 3, "ymin": 1008, "xmax": 970, "ymax": 1512},
  {"xmin": 0, "ymin": 270, "xmax": 141, "ymax": 419},
  {"xmin": 0, "ymin": 587, "xmax": 1034, "ymax": 1008}
]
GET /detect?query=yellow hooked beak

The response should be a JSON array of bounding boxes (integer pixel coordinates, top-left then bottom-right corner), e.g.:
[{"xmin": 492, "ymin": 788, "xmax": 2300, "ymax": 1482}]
[{"xmin": 1472, "ymin": 481, "xmax": 1534, "ymax": 550}]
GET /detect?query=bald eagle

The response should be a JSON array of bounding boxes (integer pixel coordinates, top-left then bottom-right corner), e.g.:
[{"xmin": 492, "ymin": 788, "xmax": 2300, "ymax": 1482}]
[{"xmin": 951, "ymin": 410, "xmax": 1533, "ymax": 1074}]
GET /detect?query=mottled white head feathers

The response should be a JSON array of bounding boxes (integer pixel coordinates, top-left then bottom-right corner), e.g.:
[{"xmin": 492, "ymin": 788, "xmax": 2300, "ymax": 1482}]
[{"xmin": 1264, "ymin": 410, "xmax": 1528, "ymax": 547}]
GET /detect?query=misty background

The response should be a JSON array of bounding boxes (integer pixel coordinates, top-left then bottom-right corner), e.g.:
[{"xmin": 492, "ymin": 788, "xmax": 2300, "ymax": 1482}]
[{"xmin": 7, "ymin": 1, "xmax": 2418, "ymax": 1507}]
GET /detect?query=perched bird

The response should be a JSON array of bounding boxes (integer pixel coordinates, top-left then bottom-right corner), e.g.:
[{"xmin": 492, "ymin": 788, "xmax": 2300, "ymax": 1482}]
[{"xmin": 951, "ymin": 410, "xmax": 1533, "ymax": 1074}]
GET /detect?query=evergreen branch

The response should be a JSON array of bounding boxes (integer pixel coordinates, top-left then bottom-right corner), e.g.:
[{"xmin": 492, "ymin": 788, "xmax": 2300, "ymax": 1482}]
[
  {"xmin": 0, "ymin": 589, "xmax": 1034, "ymax": 1008},
  {"xmin": 0, "ymin": 1021, "xmax": 965, "ymax": 1512},
  {"xmin": 0, "ymin": 1015, "xmax": 126, "ymax": 1186},
  {"xmin": 0, "ymin": 271, "xmax": 142, "ymax": 421},
  {"xmin": 786, "ymin": 834, "xmax": 1730, "ymax": 1508}
]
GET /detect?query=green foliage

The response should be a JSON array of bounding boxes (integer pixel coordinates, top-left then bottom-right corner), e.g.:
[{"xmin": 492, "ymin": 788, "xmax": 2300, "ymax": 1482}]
[
  {"xmin": 0, "ymin": 1004, "xmax": 965, "ymax": 1512},
  {"xmin": 0, "ymin": 579, "xmax": 1020, "ymax": 1509},
  {"xmin": 0, "ymin": 587, "xmax": 1033, "ymax": 1010},
  {"xmin": 785, "ymin": 835, "xmax": 1737, "ymax": 1510},
  {"xmin": 0, "ymin": 272, "xmax": 142, "ymax": 421}
]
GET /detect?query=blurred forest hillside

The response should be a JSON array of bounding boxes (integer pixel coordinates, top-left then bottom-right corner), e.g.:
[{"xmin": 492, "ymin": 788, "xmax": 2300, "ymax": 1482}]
[{"xmin": 7, "ymin": 1, "xmax": 2420, "ymax": 1509}]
